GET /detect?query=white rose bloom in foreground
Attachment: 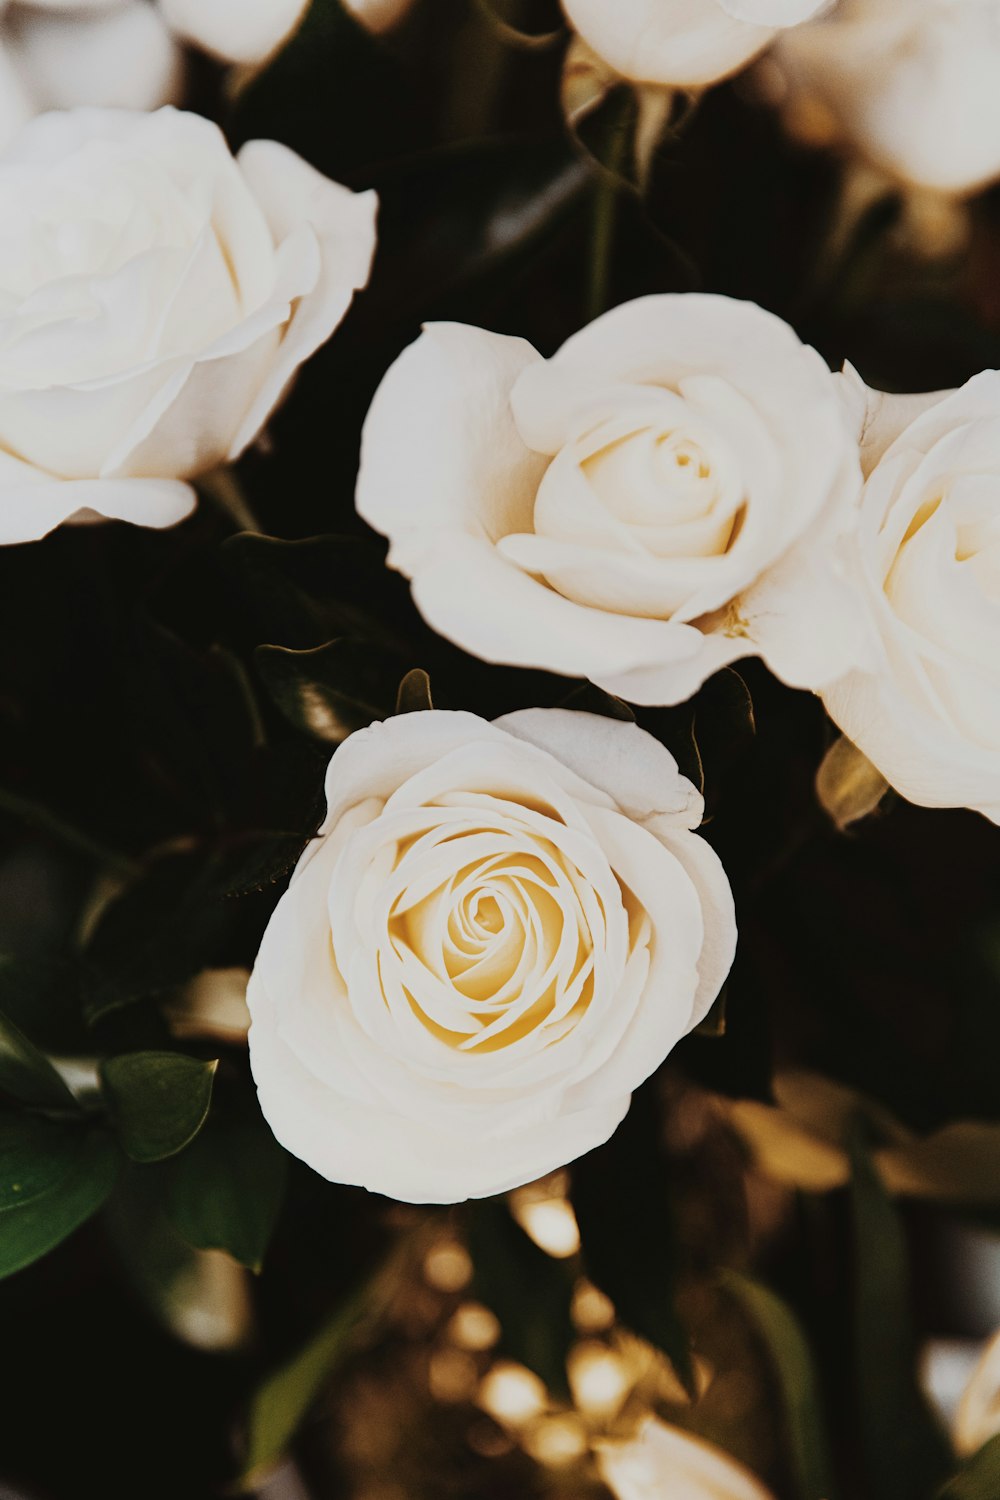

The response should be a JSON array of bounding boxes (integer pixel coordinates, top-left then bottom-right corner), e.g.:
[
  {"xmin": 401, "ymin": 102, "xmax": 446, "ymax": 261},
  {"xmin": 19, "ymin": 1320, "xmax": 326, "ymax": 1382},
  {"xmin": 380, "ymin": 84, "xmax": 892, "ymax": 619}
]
[
  {"xmin": 598, "ymin": 1418, "xmax": 775, "ymax": 1500},
  {"xmin": 357, "ymin": 294, "xmax": 864, "ymax": 705},
  {"xmin": 159, "ymin": 0, "xmax": 414, "ymax": 65},
  {"xmin": 822, "ymin": 368, "xmax": 1000, "ymax": 823},
  {"xmin": 247, "ymin": 709, "xmax": 736, "ymax": 1203},
  {"xmin": 770, "ymin": 0, "xmax": 1000, "ymax": 195},
  {"xmin": 0, "ymin": 0, "xmax": 180, "ymax": 147},
  {"xmin": 0, "ymin": 106, "xmax": 376, "ymax": 544},
  {"xmin": 561, "ymin": 0, "xmax": 830, "ymax": 88}
]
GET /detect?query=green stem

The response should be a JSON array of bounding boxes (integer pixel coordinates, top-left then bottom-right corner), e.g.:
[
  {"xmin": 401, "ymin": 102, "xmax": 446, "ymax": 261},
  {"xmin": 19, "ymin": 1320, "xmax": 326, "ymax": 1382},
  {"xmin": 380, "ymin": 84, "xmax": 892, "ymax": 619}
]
[{"xmin": 586, "ymin": 112, "xmax": 628, "ymax": 321}]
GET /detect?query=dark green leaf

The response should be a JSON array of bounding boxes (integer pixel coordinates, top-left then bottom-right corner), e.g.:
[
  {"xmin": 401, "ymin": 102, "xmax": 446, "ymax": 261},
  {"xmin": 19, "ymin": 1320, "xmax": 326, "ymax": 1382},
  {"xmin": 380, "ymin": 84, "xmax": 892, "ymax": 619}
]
[
  {"xmin": 0, "ymin": 1113, "xmax": 88, "ymax": 1209},
  {"xmin": 0, "ymin": 1126, "xmax": 121, "ymax": 1279},
  {"xmin": 719, "ymin": 1270, "xmax": 837, "ymax": 1500},
  {"xmin": 940, "ymin": 1436, "xmax": 1000, "ymax": 1500},
  {"xmin": 467, "ymin": 1198, "xmax": 575, "ymax": 1397},
  {"xmin": 0, "ymin": 1008, "xmax": 81, "ymax": 1112},
  {"xmin": 243, "ymin": 1283, "xmax": 369, "ymax": 1479},
  {"xmin": 559, "ymin": 683, "xmax": 635, "ymax": 722},
  {"xmin": 395, "ymin": 668, "xmax": 433, "ymax": 715},
  {"xmin": 570, "ymin": 1084, "xmax": 693, "ymax": 1392},
  {"xmin": 256, "ymin": 638, "xmax": 403, "ymax": 744},
  {"xmin": 101, "ymin": 1052, "xmax": 217, "ymax": 1164},
  {"xmin": 84, "ymin": 850, "xmax": 247, "ymax": 1023},
  {"xmin": 164, "ymin": 1108, "xmax": 287, "ymax": 1271},
  {"xmin": 850, "ymin": 1125, "xmax": 951, "ymax": 1500}
]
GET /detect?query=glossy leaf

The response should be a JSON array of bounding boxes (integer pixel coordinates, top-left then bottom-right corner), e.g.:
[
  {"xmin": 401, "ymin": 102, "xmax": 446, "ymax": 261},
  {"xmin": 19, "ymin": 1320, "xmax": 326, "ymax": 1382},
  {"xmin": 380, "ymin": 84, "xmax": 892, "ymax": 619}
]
[
  {"xmin": 164, "ymin": 1108, "xmax": 287, "ymax": 1271},
  {"xmin": 850, "ymin": 1127, "xmax": 951, "ymax": 1500},
  {"xmin": 101, "ymin": 1052, "xmax": 217, "ymax": 1164},
  {"xmin": 0, "ymin": 1126, "xmax": 121, "ymax": 1280},
  {"xmin": 467, "ymin": 1197, "xmax": 575, "ymax": 1397},
  {"xmin": 0, "ymin": 1113, "xmax": 87, "ymax": 1210},
  {"xmin": 255, "ymin": 639, "xmax": 403, "ymax": 745},
  {"xmin": 720, "ymin": 1270, "xmax": 838, "ymax": 1500},
  {"xmin": 570, "ymin": 1083, "xmax": 693, "ymax": 1392},
  {"xmin": 0, "ymin": 1008, "xmax": 81, "ymax": 1112}
]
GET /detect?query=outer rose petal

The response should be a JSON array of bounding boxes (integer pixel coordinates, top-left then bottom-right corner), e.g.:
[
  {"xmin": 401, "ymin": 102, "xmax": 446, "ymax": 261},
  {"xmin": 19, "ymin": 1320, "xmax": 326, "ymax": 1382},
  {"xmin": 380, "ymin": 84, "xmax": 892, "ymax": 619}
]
[
  {"xmin": 495, "ymin": 707, "xmax": 705, "ymax": 827},
  {"xmin": 598, "ymin": 1418, "xmax": 774, "ymax": 1500},
  {"xmin": 837, "ymin": 363, "xmax": 948, "ymax": 479},
  {"xmin": 0, "ymin": 446, "xmax": 194, "ymax": 543},
  {"xmin": 719, "ymin": 0, "xmax": 827, "ymax": 21},
  {"xmin": 7, "ymin": 1, "xmax": 182, "ymax": 114},
  {"xmin": 561, "ymin": 0, "xmax": 777, "ymax": 87},
  {"xmin": 157, "ymin": 0, "xmax": 308, "ymax": 65}
]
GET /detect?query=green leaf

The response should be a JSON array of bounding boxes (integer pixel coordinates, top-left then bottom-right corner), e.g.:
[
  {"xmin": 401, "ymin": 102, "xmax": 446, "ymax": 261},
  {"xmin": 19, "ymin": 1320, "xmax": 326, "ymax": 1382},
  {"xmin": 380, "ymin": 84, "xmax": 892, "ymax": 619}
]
[
  {"xmin": 850, "ymin": 1125, "xmax": 951, "ymax": 1500},
  {"xmin": 243, "ymin": 1286, "xmax": 369, "ymax": 1480},
  {"xmin": 467, "ymin": 1198, "xmax": 575, "ymax": 1397},
  {"xmin": 164, "ymin": 1108, "xmax": 287, "ymax": 1271},
  {"xmin": 719, "ymin": 1270, "xmax": 838, "ymax": 1500},
  {"xmin": 0, "ymin": 1113, "xmax": 88, "ymax": 1209},
  {"xmin": 83, "ymin": 849, "xmax": 249, "ymax": 1022},
  {"xmin": 940, "ymin": 1436, "xmax": 1000, "ymax": 1500},
  {"xmin": 101, "ymin": 1052, "xmax": 217, "ymax": 1164},
  {"xmin": 255, "ymin": 639, "xmax": 401, "ymax": 745},
  {"xmin": 0, "ymin": 1126, "xmax": 121, "ymax": 1279},
  {"xmin": 570, "ymin": 1084, "xmax": 693, "ymax": 1392},
  {"xmin": 394, "ymin": 668, "xmax": 433, "ymax": 715},
  {"xmin": 0, "ymin": 1008, "xmax": 82, "ymax": 1112}
]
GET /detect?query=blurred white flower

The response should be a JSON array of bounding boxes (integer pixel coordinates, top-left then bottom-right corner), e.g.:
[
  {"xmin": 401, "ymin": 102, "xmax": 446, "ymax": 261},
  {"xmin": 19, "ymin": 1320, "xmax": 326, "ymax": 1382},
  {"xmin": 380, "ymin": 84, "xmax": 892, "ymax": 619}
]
[
  {"xmin": 158, "ymin": 0, "xmax": 415, "ymax": 66},
  {"xmin": 770, "ymin": 0, "xmax": 1000, "ymax": 195},
  {"xmin": 357, "ymin": 294, "xmax": 865, "ymax": 705},
  {"xmin": 822, "ymin": 366, "xmax": 1000, "ymax": 823},
  {"xmin": 0, "ymin": 105, "xmax": 376, "ymax": 543},
  {"xmin": 247, "ymin": 708, "xmax": 736, "ymax": 1203},
  {"xmin": 560, "ymin": 0, "xmax": 830, "ymax": 88},
  {"xmin": 0, "ymin": 0, "xmax": 180, "ymax": 147},
  {"xmin": 597, "ymin": 1417, "xmax": 775, "ymax": 1500}
]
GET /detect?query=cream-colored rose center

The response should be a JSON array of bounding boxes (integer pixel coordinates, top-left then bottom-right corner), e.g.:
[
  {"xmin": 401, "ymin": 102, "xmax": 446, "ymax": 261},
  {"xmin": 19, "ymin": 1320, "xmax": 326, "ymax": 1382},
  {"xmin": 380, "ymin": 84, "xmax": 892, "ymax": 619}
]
[{"xmin": 357, "ymin": 800, "xmax": 641, "ymax": 1059}]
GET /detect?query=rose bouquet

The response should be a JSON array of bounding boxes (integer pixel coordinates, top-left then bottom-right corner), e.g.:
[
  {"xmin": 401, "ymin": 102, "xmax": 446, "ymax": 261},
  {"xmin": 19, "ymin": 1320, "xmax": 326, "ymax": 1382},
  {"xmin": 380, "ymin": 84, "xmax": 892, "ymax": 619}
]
[{"xmin": 4, "ymin": 4, "xmax": 1000, "ymax": 1500}]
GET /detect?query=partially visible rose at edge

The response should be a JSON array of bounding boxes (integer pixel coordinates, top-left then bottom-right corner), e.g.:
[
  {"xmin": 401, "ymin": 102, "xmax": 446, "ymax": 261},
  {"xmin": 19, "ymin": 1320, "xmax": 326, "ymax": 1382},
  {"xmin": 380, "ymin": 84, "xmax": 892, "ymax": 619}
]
[
  {"xmin": 158, "ymin": 0, "xmax": 415, "ymax": 65},
  {"xmin": 560, "ymin": 0, "xmax": 831, "ymax": 88},
  {"xmin": 356, "ymin": 292, "xmax": 866, "ymax": 707},
  {"xmin": 769, "ymin": 0, "xmax": 1000, "ymax": 196},
  {"xmin": 247, "ymin": 708, "xmax": 736, "ymax": 1204},
  {"xmin": 822, "ymin": 365, "xmax": 1000, "ymax": 823},
  {"xmin": 0, "ymin": 105, "xmax": 376, "ymax": 544},
  {"xmin": 597, "ymin": 1417, "xmax": 775, "ymax": 1500}
]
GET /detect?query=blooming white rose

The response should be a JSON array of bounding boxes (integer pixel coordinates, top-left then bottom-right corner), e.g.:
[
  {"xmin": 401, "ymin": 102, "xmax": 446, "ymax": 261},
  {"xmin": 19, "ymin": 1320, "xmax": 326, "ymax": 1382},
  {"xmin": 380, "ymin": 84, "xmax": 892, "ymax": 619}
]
[
  {"xmin": 561, "ymin": 0, "xmax": 830, "ymax": 88},
  {"xmin": 247, "ymin": 708, "xmax": 736, "ymax": 1203},
  {"xmin": 0, "ymin": 1, "xmax": 180, "ymax": 145},
  {"xmin": 158, "ymin": 0, "xmax": 414, "ymax": 65},
  {"xmin": 0, "ymin": 105, "xmax": 376, "ymax": 544},
  {"xmin": 770, "ymin": 0, "xmax": 1000, "ymax": 195},
  {"xmin": 822, "ymin": 367, "xmax": 1000, "ymax": 823},
  {"xmin": 598, "ymin": 1418, "xmax": 775, "ymax": 1500},
  {"xmin": 357, "ymin": 294, "xmax": 865, "ymax": 706}
]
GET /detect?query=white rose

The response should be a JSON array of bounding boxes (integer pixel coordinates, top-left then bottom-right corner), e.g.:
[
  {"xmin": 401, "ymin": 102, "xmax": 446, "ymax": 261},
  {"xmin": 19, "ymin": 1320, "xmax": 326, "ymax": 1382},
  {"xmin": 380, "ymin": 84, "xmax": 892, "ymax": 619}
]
[
  {"xmin": 0, "ymin": 105, "xmax": 376, "ymax": 545},
  {"xmin": 822, "ymin": 367, "xmax": 1000, "ymax": 823},
  {"xmin": 247, "ymin": 708, "xmax": 736, "ymax": 1203},
  {"xmin": 561, "ymin": 0, "xmax": 830, "ymax": 88},
  {"xmin": 0, "ymin": 1, "xmax": 180, "ymax": 145},
  {"xmin": 158, "ymin": 0, "xmax": 414, "ymax": 65},
  {"xmin": 598, "ymin": 1418, "xmax": 775, "ymax": 1500},
  {"xmin": 770, "ymin": 0, "xmax": 1000, "ymax": 195},
  {"xmin": 356, "ymin": 294, "xmax": 865, "ymax": 706}
]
